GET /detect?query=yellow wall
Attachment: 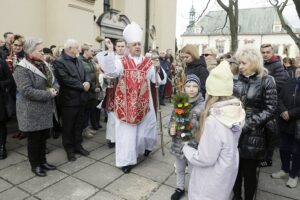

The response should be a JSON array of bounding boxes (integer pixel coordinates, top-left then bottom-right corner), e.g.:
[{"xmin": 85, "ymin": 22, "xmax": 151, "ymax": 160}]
[
  {"xmin": 0, "ymin": 0, "xmax": 46, "ymax": 39},
  {"xmin": 150, "ymin": 0, "xmax": 177, "ymax": 51},
  {"xmin": 0, "ymin": 0, "xmax": 177, "ymax": 51}
]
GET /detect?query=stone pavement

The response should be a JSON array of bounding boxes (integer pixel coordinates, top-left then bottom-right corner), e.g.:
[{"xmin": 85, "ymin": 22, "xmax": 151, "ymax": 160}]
[{"xmin": 0, "ymin": 103, "xmax": 299, "ymax": 200}]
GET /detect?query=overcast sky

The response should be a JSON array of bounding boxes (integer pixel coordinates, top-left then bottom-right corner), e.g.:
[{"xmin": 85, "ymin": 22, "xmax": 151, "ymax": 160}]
[{"xmin": 176, "ymin": 0, "xmax": 299, "ymax": 41}]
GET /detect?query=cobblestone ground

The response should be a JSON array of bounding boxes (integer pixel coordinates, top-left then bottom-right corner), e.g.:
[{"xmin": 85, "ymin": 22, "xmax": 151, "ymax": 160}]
[{"xmin": 0, "ymin": 103, "xmax": 299, "ymax": 200}]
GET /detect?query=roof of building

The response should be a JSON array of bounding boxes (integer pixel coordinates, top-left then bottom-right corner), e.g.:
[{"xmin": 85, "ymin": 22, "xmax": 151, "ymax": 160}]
[{"xmin": 183, "ymin": 7, "xmax": 300, "ymax": 35}]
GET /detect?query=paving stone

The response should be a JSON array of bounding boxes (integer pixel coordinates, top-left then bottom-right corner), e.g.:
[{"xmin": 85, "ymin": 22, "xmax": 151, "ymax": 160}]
[
  {"xmin": 24, "ymin": 197, "xmax": 39, "ymax": 200},
  {"xmin": 162, "ymin": 116, "xmax": 171, "ymax": 127},
  {"xmin": 164, "ymin": 172, "xmax": 190, "ymax": 190},
  {"xmin": 74, "ymin": 162, "xmax": 122, "ymax": 189},
  {"xmin": 0, "ymin": 152, "xmax": 27, "ymax": 170},
  {"xmin": 36, "ymin": 177, "xmax": 97, "ymax": 200},
  {"xmin": 101, "ymin": 153, "xmax": 116, "ymax": 166},
  {"xmin": 58, "ymin": 156, "xmax": 95, "ymax": 174},
  {"xmin": 47, "ymin": 137, "xmax": 63, "ymax": 148},
  {"xmin": 151, "ymin": 147, "xmax": 175, "ymax": 165},
  {"xmin": 5, "ymin": 141, "xmax": 22, "ymax": 151},
  {"xmin": 260, "ymin": 149, "xmax": 281, "ymax": 174},
  {"xmin": 46, "ymin": 148, "xmax": 68, "ymax": 166},
  {"xmin": 0, "ymin": 187, "xmax": 30, "ymax": 200},
  {"xmin": 106, "ymin": 173, "xmax": 159, "ymax": 200},
  {"xmin": 90, "ymin": 132, "xmax": 107, "ymax": 144},
  {"xmin": 19, "ymin": 170, "xmax": 67, "ymax": 194},
  {"xmin": 164, "ymin": 173, "xmax": 176, "ymax": 188},
  {"xmin": 89, "ymin": 190, "xmax": 125, "ymax": 200},
  {"xmin": 132, "ymin": 158, "xmax": 174, "ymax": 183},
  {"xmin": 258, "ymin": 172, "xmax": 300, "ymax": 199},
  {"xmin": 0, "ymin": 178, "xmax": 12, "ymax": 193},
  {"xmin": 88, "ymin": 145, "xmax": 114, "ymax": 160},
  {"xmin": 0, "ymin": 161, "xmax": 34, "ymax": 184},
  {"xmin": 6, "ymin": 135, "xmax": 28, "ymax": 145},
  {"xmin": 256, "ymin": 190, "xmax": 296, "ymax": 200},
  {"xmin": 14, "ymin": 145, "xmax": 27, "ymax": 156},
  {"xmin": 148, "ymin": 184, "xmax": 188, "ymax": 200},
  {"xmin": 82, "ymin": 140, "xmax": 102, "ymax": 151}
]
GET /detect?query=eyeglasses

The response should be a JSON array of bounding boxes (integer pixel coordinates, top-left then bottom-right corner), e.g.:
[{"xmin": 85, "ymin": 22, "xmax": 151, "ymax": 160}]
[{"xmin": 202, "ymin": 54, "xmax": 212, "ymax": 57}]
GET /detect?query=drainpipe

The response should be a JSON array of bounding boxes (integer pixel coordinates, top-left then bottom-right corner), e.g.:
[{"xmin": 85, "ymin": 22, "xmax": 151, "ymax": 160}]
[{"xmin": 144, "ymin": 0, "xmax": 150, "ymax": 53}]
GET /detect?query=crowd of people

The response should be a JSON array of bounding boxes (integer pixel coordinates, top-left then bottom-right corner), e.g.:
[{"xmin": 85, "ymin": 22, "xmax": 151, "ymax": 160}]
[{"xmin": 0, "ymin": 21, "xmax": 300, "ymax": 200}]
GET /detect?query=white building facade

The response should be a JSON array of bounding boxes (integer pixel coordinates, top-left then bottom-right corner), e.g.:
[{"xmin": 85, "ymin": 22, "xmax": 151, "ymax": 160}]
[{"xmin": 181, "ymin": 7, "xmax": 300, "ymax": 58}]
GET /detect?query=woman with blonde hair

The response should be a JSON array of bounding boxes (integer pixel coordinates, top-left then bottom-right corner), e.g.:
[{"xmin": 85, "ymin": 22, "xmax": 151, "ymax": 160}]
[
  {"xmin": 183, "ymin": 61, "xmax": 245, "ymax": 200},
  {"xmin": 233, "ymin": 47, "xmax": 277, "ymax": 200},
  {"xmin": 181, "ymin": 44, "xmax": 208, "ymax": 96},
  {"xmin": 202, "ymin": 47, "xmax": 218, "ymax": 72}
]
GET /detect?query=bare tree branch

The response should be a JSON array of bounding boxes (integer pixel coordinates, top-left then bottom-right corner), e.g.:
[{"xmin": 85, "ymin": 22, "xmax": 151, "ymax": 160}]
[
  {"xmin": 195, "ymin": 0, "xmax": 212, "ymax": 23},
  {"xmin": 269, "ymin": 0, "xmax": 300, "ymax": 50},
  {"xmin": 216, "ymin": 0, "xmax": 229, "ymax": 11},
  {"xmin": 269, "ymin": 0, "xmax": 279, "ymax": 6},
  {"xmin": 215, "ymin": 13, "xmax": 229, "ymax": 35},
  {"xmin": 279, "ymin": 0, "xmax": 288, "ymax": 12}
]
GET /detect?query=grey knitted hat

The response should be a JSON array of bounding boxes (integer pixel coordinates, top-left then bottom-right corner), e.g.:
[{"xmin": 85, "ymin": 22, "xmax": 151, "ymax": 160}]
[{"xmin": 185, "ymin": 74, "xmax": 201, "ymax": 89}]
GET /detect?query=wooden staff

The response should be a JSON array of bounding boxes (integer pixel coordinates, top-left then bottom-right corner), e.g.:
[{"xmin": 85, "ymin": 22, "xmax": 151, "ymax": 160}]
[{"xmin": 153, "ymin": 58, "xmax": 165, "ymax": 156}]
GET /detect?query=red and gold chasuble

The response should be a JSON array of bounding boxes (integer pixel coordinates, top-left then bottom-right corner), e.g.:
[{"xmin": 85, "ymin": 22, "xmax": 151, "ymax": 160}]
[
  {"xmin": 115, "ymin": 56, "xmax": 152, "ymax": 124},
  {"xmin": 102, "ymin": 81, "xmax": 118, "ymax": 112}
]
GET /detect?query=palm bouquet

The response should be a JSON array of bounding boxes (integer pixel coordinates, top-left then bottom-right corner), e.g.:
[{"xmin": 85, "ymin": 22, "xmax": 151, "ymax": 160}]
[{"xmin": 171, "ymin": 93, "xmax": 193, "ymax": 141}]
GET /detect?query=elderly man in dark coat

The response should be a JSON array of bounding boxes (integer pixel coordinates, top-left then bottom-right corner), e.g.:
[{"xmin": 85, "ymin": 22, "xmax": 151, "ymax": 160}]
[{"xmin": 53, "ymin": 39, "xmax": 91, "ymax": 162}]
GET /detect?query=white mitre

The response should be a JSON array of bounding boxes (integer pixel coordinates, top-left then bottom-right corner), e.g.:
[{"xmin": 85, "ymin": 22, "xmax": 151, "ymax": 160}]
[{"xmin": 123, "ymin": 21, "xmax": 143, "ymax": 44}]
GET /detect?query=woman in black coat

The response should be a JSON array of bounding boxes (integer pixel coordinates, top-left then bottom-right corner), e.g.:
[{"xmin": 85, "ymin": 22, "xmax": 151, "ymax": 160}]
[
  {"xmin": 0, "ymin": 59, "xmax": 14, "ymax": 159},
  {"xmin": 181, "ymin": 44, "xmax": 209, "ymax": 96},
  {"xmin": 271, "ymin": 67, "xmax": 300, "ymax": 188},
  {"xmin": 233, "ymin": 47, "xmax": 277, "ymax": 200}
]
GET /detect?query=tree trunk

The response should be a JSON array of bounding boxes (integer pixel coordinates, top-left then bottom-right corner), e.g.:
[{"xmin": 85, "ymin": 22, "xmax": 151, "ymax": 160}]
[
  {"xmin": 217, "ymin": 0, "xmax": 239, "ymax": 53},
  {"xmin": 293, "ymin": 0, "xmax": 300, "ymax": 19}
]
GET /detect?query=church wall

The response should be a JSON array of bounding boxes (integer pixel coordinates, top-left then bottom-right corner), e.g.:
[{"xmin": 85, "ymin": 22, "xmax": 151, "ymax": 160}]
[{"xmin": 0, "ymin": 0, "xmax": 177, "ymax": 53}]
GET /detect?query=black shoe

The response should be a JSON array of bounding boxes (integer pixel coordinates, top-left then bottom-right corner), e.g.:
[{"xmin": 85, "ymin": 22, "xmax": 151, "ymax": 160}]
[
  {"xmin": 171, "ymin": 188, "xmax": 185, "ymax": 200},
  {"xmin": 75, "ymin": 147, "xmax": 90, "ymax": 156},
  {"xmin": 160, "ymin": 102, "xmax": 166, "ymax": 106},
  {"xmin": 0, "ymin": 145, "xmax": 7, "ymax": 160},
  {"xmin": 108, "ymin": 141, "xmax": 115, "ymax": 148},
  {"xmin": 121, "ymin": 165, "xmax": 133, "ymax": 174},
  {"xmin": 259, "ymin": 160, "xmax": 272, "ymax": 168},
  {"xmin": 144, "ymin": 150, "xmax": 151, "ymax": 157},
  {"xmin": 67, "ymin": 152, "xmax": 77, "ymax": 161},
  {"xmin": 41, "ymin": 162, "xmax": 57, "ymax": 171},
  {"xmin": 31, "ymin": 166, "xmax": 47, "ymax": 177}
]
